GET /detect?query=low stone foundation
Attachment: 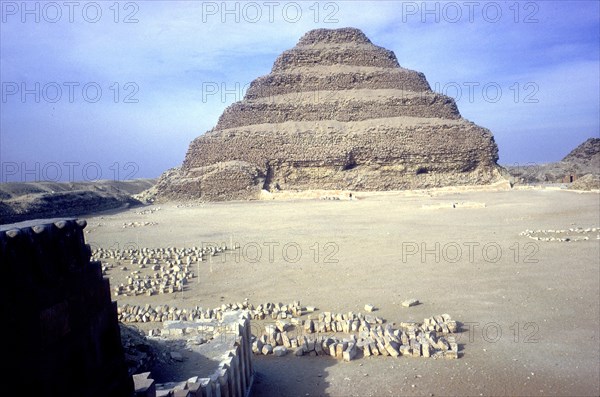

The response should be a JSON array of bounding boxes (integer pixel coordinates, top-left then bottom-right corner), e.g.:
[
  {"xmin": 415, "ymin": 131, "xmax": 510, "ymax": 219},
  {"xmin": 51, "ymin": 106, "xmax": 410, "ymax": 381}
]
[{"xmin": 136, "ymin": 311, "xmax": 254, "ymax": 397}]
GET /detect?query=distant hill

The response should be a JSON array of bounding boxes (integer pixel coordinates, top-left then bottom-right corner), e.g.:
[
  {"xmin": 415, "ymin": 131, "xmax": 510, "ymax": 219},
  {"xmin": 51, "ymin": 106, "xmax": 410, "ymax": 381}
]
[
  {"xmin": 0, "ymin": 179, "xmax": 156, "ymax": 225},
  {"xmin": 562, "ymin": 137, "xmax": 600, "ymax": 169},
  {"xmin": 506, "ymin": 137, "xmax": 599, "ymax": 187}
]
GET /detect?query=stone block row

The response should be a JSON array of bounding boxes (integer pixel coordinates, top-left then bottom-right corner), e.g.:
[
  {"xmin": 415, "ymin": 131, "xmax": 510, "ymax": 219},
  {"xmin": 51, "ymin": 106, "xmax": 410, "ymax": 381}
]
[{"xmin": 252, "ymin": 312, "xmax": 459, "ymax": 361}]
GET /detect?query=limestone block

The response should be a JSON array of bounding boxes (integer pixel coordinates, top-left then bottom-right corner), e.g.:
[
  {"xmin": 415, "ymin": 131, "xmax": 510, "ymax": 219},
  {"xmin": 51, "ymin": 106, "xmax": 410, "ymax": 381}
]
[
  {"xmin": 402, "ymin": 299, "xmax": 419, "ymax": 308},
  {"xmin": 343, "ymin": 343, "xmax": 357, "ymax": 361},
  {"xmin": 273, "ymin": 346, "xmax": 288, "ymax": 357}
]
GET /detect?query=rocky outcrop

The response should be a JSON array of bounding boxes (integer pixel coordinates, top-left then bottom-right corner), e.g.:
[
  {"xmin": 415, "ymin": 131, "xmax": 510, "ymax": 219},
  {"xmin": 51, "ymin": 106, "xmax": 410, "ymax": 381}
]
[
  {"xmin": 570, "ymin": 174, "xmax": 600, "ymax": 191},
  {"xmin": 506, "ymin": 137, "xmax": 599, "ymax": 185},
  {"xmin": 562, "ymin": 137, "xmax": 600, "ymax": 169},
  {"xmin": 0, "ymin": 179, "xmax": 154, "ymax": 224},
  {"xmin": 157, "ymin": 27, "xmax": 502, "ymax": 201}
]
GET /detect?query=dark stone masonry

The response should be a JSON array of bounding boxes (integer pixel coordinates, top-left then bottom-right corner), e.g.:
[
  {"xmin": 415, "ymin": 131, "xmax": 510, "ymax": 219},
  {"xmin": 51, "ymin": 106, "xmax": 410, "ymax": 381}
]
[{"xmin": 0, "ymin": 218, "xmax": 133, "ymax": 397}]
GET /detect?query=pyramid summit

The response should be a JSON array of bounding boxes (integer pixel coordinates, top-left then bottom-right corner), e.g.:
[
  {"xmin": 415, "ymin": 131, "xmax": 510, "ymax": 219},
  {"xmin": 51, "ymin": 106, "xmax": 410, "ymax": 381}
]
[{"xmin": 156, "ymin": 27, "xmax": 503, "ymax": 200}]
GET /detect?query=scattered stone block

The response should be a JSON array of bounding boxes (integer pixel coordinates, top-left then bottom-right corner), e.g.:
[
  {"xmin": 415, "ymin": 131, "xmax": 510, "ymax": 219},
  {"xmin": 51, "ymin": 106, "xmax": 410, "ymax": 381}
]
[
  {"xmin": 171, "ymin": 328, "xmax": 184, "ymax": 336},
  {"xmin": 318, "ymin": 321, "xmax": 326, "ymax": 333},
  {"xmin": 276, "ymin": 320, "xmax": 289, "ymax": 332},
  {"xmin": 304, "ymin": 318, "xmax": 315, "ymax": 334},
  {"xmin": 329, "ymin": 343, "xmax": 337, "ymax": 357},
  {"xmin": 335, "ymin": 342, "xmax": 347, "ymax": 359},
  {"xmin": 447, "ymin": 320, "xmax": 458, "ymax": 333},
  {"xmin": 400, "ymin": 345, "xmax": 411, "ymax": 356},
  {"xmin": 421, "ymin": 342, "xmax": 430, "ymax": 358},
  {"xmin": 437, "ymin": 337, "xmax": 449, "ymax": 351},
  {"xmin": 273, "ymin": 346, "xmax": 288, "ymax": 357},
  {"xmin": 377, "ymin": 340, "xmax": 389, "ymax": 356},
  {"xmin": 133, "ymin": 372, "xmax": 155, "ymax": 397},
  {"xmin": 385, "ymin": 341, "xmax": 400, "ymax": 357},
  {"xmin": 170, "ymin": 351, "xmax": 184, "ymax": 362},
  {"xmin": 262, "ymin": 344, "xmax": 273, "ymax": 355},
  {"xmin": 402, "ymin": 299, "xmax": 419, "ymax": 307},
  {"xmin": 412, "ymin": 342, "xmax": 421, "ymax": 357},
  {"xmin": 364, "ymin": 304, "xmax": 375, "ymax": 312},
  {"xmin": 315, "ymin": 340, "xmax": 323, "ymax": 355},
  {"xmin": 364, "ymin": 341, "xmax": 375, "ymax": 355},
  {"xmin": 363, "ymin": 342, "xmax": 371, "ymax": 357},
  {"xmin": 343, "ymin": 343, "xmax": 357, "ymax": 361}
]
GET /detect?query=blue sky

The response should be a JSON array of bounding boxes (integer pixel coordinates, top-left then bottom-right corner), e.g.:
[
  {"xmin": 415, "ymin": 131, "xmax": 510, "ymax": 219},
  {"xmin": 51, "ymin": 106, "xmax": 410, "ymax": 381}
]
[{"xmin": 1, "ymin": 0, "xmax": 598, "ymax": 182}]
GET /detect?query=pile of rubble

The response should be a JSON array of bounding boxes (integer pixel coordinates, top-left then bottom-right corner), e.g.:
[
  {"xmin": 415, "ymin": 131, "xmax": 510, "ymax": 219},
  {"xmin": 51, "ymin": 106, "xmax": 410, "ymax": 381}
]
[
  {"xmin": 252, "ymin": 313, "xmax": 458, "ymax": 360},
  {"xmin": 112, "ymin": 265, "xmax": 195, "ymax": 297},
  {"xmin": 92, "ymin": 245, "xmax": 227, "ymax": 265},
  {"xmin": 135, "ymin": 207, "xmax": 162, "ymax": 215},
  {"xmin": 92, "ymin": 246, "xmax": 231, "ymax": 296},
  {"xmin": 520, "ymin": 227, "xmax": 599, "ymax": 242},
  {"xmin": 122, "ymin": 221, "xmax": 158, "ymax": 228},
  {"xmin": 120, "ymin": 324, "xmax": 162, "ymax": 376}
]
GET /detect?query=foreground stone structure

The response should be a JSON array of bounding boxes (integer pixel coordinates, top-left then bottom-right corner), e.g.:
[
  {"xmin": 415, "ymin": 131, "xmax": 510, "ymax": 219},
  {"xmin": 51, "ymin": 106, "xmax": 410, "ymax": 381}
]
[
  {"xmin": 117, "ymin": 300, "xmax": 460, "ymax": 363},
  {"xmin": 148, "ymin": 311, "xmax": 254, "ymax": 397},
  {"xmin": 0, "ymin": 219, "xmax": 133, "ymax": 396},
  {"xmin": 157, "ymin": 27, "xmax": 502, "ymax": 201}
]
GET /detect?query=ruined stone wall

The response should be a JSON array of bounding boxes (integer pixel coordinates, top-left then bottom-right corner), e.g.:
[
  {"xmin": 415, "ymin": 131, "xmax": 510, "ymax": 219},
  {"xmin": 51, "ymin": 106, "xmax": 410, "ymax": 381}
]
[
  {"xmin": 0, "ymin": 219, "xmax": 133, "ymax": 397},
  {"xmin": 134, "ymin": 311, "xmax": 254, "ymax": 397}
]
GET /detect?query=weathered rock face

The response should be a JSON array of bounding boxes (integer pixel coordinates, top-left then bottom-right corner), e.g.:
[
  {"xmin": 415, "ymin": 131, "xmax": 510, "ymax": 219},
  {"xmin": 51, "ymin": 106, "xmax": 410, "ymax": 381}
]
[
  {"xmin": 562, "ymin": 137, "xmax": 600, "ymax": 169},
  {"xmin": 158, "ymin": 27, "xmax": 502, "ymax": 201}
]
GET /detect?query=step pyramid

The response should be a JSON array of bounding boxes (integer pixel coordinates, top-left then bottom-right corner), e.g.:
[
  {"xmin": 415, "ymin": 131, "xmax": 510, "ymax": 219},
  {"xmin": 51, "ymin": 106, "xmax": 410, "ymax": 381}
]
[{"xmin": 157, "ymin": 27, "xmax": 502, "ymax": 200}]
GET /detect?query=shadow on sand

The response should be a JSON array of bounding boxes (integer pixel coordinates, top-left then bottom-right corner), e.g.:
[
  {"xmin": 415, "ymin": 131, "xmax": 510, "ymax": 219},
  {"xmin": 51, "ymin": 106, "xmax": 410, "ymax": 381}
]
[{"xmin": 252, "ymin": 355, "xmax": 336, "ymax": 397}]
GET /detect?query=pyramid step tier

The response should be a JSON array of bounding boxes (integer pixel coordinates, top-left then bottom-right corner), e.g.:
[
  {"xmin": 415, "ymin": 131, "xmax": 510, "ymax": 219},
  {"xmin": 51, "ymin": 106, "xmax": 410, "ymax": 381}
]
[
  {"xmin": 186, "ymin": 117, "xmax": 498, "ymax": 171},
  {"xmin": 215, "ymin": 90, "xmax": 460, "ymax": 130},
  {"xmin": 245, "ymin": 68, "xmax": 431, "ymax": 100},
  {"xmin": 272, "ymin": 44, "xmax": 400, "ymax": 72}
]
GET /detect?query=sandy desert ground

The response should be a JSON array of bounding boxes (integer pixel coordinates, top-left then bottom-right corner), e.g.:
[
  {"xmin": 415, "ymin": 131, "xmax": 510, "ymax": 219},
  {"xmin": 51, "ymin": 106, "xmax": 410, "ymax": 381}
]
[{"xmin": 85, "ymin": 187, "xmax": 599, "ymax": 397}]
